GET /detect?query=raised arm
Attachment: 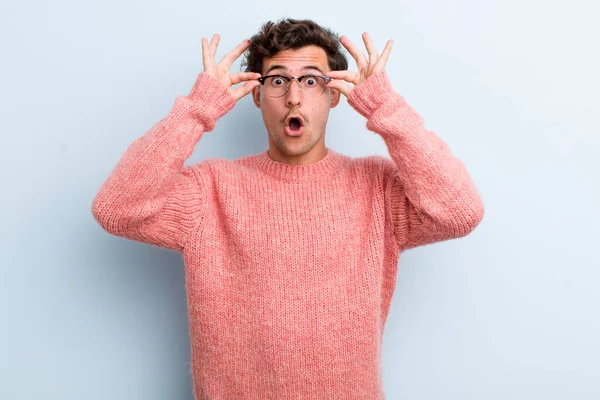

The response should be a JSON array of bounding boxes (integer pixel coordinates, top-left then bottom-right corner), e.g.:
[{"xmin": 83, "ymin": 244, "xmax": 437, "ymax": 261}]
[
  {"xmin": 327, "ymin": 33, "xmax": 484, "ymax": 252},
  {"xmin": 349, "ymin": 71, "xmax": 484, "ymax": 251},
  {"xmin": 91, "ymin": 35, "xmax": 260, "ymax": 251}
]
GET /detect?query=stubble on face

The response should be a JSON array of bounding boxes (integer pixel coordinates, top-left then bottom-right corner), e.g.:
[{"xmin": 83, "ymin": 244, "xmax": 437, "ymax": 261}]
[{"xmin": 257, "ymin": 46, "xmax": 336, "ymax": 163}]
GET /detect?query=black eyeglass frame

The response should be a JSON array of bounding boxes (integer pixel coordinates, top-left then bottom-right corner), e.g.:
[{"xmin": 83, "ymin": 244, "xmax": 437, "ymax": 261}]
[{"xmin": 256, "ymin": 74, "xmax": 334, "ymax": 97}]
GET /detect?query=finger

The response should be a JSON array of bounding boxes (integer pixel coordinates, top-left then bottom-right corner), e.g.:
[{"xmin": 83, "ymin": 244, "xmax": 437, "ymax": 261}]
[
  {"xmin": 209, "ymin": 34, "xmax": 220, "ymax": 58},
  {"xmin": 232, "ymin": 80, "xmax": 261, "ymax": 102},
  {"xmin": 326, "ymin": 79, "xmax": 353, "ymax": 97},
  {"xmin": 219, "ymin": 39, "xmax": 251, "ymax": 71},
  {"xmin": 201, "ymin": 37, "xmax": 215, "ymax": 71},
  {"xmin": 340, "ymin": 36, "xmax": 368, "ymax": 69},
  {"xmin": 373, "ymin": 40, "xmax": 393, "ymax": 72},
  {"xmin": 362, "ymin": 32, "xmax": 378, "ymax": 67},
  {"xmin": 229, "ymin": 71, "xmax": 261, "ymax": 85},
  {"xmin": 325, "ymin": 70, "xmax": 358, "ymax": 84}
]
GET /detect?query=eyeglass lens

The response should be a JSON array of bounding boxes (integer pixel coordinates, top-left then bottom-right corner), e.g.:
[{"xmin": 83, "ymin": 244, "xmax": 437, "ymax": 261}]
[{"xmin": 264, "ymin": 76, "xmax": 327, "ymax": 97}]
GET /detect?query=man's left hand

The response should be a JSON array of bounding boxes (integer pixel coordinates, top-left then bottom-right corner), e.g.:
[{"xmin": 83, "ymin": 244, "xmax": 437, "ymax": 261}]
[{"xmin": 326, "ymin": 32, "xmax": 393, "ymax": 97}]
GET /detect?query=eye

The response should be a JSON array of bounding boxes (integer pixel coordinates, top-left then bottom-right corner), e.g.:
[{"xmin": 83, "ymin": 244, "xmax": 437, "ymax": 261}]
[
  {"xmin": 304, "ymin": 76, "xmax": 317, "ymax": 86},
  {"xmin": 271, "ymin": 76, "xmax": 285, "ymax": 86}
]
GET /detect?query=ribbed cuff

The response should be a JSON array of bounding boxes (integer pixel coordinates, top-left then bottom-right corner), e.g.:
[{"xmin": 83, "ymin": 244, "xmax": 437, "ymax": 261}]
[
  {"xmin": 347, "ymin": 70, "xmax": 398, "ymax": 119},
  {"xmin": 186, "ymin": 72, "xmax": 236, "ymax": 131}
]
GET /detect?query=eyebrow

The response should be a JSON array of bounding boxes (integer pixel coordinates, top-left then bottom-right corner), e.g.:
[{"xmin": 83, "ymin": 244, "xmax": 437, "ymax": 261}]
[{"xmin": 264, "ymin": 65, "xmax": 325, "ymax": 75}]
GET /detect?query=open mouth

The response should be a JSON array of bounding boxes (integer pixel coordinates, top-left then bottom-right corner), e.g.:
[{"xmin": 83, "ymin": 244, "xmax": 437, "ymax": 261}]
[
  {"xmin": 285, "ymin": 116, "xmax": 305, "ymax": 136},
  {"xmin": 289, "ymin": 118, "xmax": 302, "ymax": 130}
]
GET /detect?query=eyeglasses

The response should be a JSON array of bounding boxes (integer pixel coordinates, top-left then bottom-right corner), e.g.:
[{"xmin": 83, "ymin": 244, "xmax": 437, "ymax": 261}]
[{"xmin": 257, "ymin": 75, "xmax": 333, "ymax": 98}]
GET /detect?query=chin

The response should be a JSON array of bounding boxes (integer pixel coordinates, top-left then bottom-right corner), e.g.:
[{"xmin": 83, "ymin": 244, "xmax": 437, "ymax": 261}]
[
  {"xmin": 277, "ymin": 139, "xmax": 313, "ymax": 156},
  {"xmin": 271, "ymin": 128, "xmax": 322, "ymax": 155}
]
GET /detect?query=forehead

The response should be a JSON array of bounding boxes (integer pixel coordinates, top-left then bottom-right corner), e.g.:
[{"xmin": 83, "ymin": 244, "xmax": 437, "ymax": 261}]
[{"xmin": 262, "ymin": 45, "xmax": 329, "ymax": 74}]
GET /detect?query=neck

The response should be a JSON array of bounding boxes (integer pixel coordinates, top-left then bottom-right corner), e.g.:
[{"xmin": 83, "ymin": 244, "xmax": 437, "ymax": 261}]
[
  {"xmin": 253, "ymin": 146, "xmax": 345, "ymax": 183},
  {"xmin": 267, "ymin": 147, "xmax": 328, "ymax": 165}
]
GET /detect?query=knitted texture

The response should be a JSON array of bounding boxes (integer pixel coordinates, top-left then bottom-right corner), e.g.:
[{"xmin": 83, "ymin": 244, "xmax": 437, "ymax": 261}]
[{"xmin": 92, "ymin": 70, "xmax": 484, "ymax": 399}]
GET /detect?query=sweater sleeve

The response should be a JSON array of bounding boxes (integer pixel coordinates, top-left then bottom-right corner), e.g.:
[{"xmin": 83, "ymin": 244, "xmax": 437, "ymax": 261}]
[
  {"xmin": 347, "ymin": 70, "xmax": 484, "ymax": 252},
  {"xmin": 91, "ymin": 72, "xmax": 236, "ymax": 252}
]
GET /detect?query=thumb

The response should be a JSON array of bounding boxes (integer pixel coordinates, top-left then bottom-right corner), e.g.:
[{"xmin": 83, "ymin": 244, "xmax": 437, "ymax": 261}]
[
  {"xmin": 232, "ymin": 80, "xmax": 261, "ymax": 102},
  {"xmin": 326, "ymin": 80, "xmax": 352, "ymax": 98}
]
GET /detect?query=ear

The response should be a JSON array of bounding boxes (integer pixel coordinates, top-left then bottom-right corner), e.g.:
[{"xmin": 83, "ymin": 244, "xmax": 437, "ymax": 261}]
[
  {"xmin": 252, "ymin": 86, "xmax": 261, "ymax": 108},
  {"xmin": 330, "ymin": 88, "xmax": 341, "ymax": 108}
]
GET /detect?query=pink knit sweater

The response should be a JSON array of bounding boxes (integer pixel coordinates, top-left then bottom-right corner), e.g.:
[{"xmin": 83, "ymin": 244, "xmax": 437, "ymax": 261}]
[{"xmin": 92, "ymin": 70, "xmax": 484, "ymax": 399}]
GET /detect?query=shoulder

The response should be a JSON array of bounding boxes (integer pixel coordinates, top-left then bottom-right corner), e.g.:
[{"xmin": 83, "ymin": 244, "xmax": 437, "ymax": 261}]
[
  {"xmin": 349, "ymin": 154, "xmax": 397, "ymax": 177},
  {"xmin": 334, "ymin": 153, "xmax": 397, "ymax": 193},
  {"xmin": 185, "ymin": 153, "xmax": 267, "ymax": 184},
  {"xmin": 183, "ymin": 157, "xmax": 237, "ymax": 187},
  {"xmin": 186, "ymin": 157, "xmax": 230, "ymax": 173}
]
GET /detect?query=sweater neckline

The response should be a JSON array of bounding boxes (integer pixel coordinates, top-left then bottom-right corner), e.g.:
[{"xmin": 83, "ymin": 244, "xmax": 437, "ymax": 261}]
[{"xmin": 252, "ymin": 147, "xmax": 345, "ymax": 183}]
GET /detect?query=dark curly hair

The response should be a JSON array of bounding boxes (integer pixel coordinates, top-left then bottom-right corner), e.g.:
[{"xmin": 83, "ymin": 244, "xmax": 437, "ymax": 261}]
[{"xmin": 241, "ymin": 18, "xmax": 348, "ymax": 74}]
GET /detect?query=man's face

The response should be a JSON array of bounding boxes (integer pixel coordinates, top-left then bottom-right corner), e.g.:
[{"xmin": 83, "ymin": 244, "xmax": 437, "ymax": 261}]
[{"xmin": 252, "ymin": 45, "xmax": 341, "ymax": 161}]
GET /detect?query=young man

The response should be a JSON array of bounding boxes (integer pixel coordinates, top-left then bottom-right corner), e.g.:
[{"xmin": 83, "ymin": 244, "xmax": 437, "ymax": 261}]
[{"xmin": 92, "ymin": 18, "xmax": 484, "ymax": 400}]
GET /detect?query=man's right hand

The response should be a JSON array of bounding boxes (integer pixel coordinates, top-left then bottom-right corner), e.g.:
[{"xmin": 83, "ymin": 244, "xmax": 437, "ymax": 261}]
[{"xmin": 201, "ymin": 34, "xmax": 261, "ymax": 102}]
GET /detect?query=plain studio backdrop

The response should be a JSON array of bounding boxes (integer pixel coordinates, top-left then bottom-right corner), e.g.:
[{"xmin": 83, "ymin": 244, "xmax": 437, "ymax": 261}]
[{"xmin": 1, "ymin": 0, "xmax": 598, "ymax": 399}]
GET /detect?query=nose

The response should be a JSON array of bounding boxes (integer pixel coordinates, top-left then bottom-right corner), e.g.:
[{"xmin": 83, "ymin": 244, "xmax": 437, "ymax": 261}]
[{"xmin": 285, "ymin": 79, "xmax": 302, "ymax": 108}]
